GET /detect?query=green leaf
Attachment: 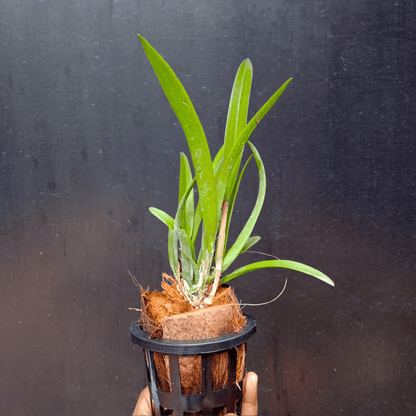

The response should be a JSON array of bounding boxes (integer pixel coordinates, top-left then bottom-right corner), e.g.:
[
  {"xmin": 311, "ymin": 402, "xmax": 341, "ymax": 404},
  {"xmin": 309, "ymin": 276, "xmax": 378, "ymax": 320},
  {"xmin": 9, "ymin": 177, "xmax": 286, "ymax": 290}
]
[
  {"xmin": 174, "ymin": 177, "xmax": 196, "ymax": 232},
  {"xmin": 191, "ymin": 145, "xmax": 224, "ymax": 248},
  {"xmin": 223, "ymin": 154, "xmax": 254, "ymax": 254},
  {"xmin": 139, "ymin": 34, "xmax": 218, "ymax": 257},
  {"xmin": 212, "ymin": 145, "xmax": 225, "ymax": 173},
  {"xmin": 224, "ymin": 148, "xmax": 244, "ymax": 202},
  {"xmin": 149, "ymin": 207, "xmax": 174, "ymax": 231},
  {"xmin": 239, "ymin": 236, "xmax": 261, "ymax": 255},
  {"xmin": 222, "ymin": 59, "xmax": 252, "ymax": 176},
  {"xmin": 174, "ymin": 177, "xmax": 198, "ymax": 285},
  {"xmin": 176, "ymin": 228, "xmax": 197, "ymax": 286},
  {"xmin": 179, "ymin": 152, "xmax": 194, "ymax": 237},
  {"xmin": 222, "ymin": 59, "xmax": 252, "ymax": 204},
  {"xmin": 218, "ymin": 78, "xmax": 293, "ymax": 205},
  {"xmin": 216, "ymin": 60, "xmax": 253, "ymax": 214},
  {"xmin": 168, "ymin": 229, "xmax": 178, "ymax": 278},
  {"xmin": 178, "ymin": 239, "xmax": 199, "ymax": 278},
  {"xmin": 222, "ymin": 141, "xmax": 266, "ymax": 272},
  {"xmin": 221, "ymin": 260, "xmax": 335, "ymax": 287}
]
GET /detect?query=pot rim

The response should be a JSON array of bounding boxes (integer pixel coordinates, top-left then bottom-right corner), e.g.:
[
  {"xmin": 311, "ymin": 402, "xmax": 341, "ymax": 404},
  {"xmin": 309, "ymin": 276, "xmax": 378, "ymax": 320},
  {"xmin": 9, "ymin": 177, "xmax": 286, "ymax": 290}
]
[{"xmin": 130, "ymin": 314, "xmax": 256, "ymax": 355}]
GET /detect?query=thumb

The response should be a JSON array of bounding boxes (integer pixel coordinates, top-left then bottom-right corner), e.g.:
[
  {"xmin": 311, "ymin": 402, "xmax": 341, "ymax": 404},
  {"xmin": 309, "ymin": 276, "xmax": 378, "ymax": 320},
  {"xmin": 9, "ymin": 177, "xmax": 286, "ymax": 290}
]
[
  {"xmin": 224, "ymin": 371, "xmax": 258, "ymax": 416},
  {"xmin": 241, "ymin": 371, "xmax": 258, "ymax": 416},
  {"xmin": 132, "ymin": 387, "xmax": 153, "ymax": 416}
]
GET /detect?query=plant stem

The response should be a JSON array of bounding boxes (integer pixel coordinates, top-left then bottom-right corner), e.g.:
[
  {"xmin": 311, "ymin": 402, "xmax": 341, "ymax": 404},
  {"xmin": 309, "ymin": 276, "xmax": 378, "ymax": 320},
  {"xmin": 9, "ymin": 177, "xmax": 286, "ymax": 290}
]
[{"xmin": 204, "ymin": 201, "xmax": 228, "ymax": 305}]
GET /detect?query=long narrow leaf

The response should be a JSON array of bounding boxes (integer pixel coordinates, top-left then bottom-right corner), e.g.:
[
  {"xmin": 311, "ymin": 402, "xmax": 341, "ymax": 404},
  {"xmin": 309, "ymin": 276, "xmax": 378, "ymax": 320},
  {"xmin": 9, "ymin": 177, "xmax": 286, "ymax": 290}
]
[
  {"xmin": 174, "ymin": 177, "xmax": 197, "ymax": 285},
  {"xmin": 223, "ymin": 59, "xmax": 252, "ymax": 158},
  {"xmin": 225, "ymin": 148, "xmax": 244, "ymax": 202},
  {"xmin": 194, "ymin": 145, "xmax": 226, "ymax": 265},
  {"xmin": 178, "ymin": 242, "xmax": 199, "ymax": 277},
  {"xmin": 223, "ymin": 154, "xmax": 254, "ymax": 253},
  {"xmin": 222, "ymin": 60, "xmax": 252, "ymax": 203},
  {"xmin": 179, "ymin": 152, "xmax": 194, "ymax": 237},
  {"xmin": 216, "ymin": 61, "xmax": 253, "ymax": 213},
  {"xmin": 176, "ymin": 228, "xmax": 197, "ymax": 285},
  {"xmin": 174, "ymin": 177, "xmax": 196, "ymax": 232},
  {"xmin": 218, "ymin": 78, "xmax": 293, "ymax": 204},
  {"xmin": 139, "ymin": 34, "xmax": 218, "ymax": 257},
  {"xmin": 191, "ymin": 145, "xmax": 224, "ymax": 247},
  {"xmin": 149, "ymin": 207, "xmax": 174, "ymax": 231},
  {"xmin": 221, "ymin": 260, "xmax": 335, "ymax": 286},
  {"xmin": 168, "ymin": 229, "xmax": 178, "ymax": 278},
  {"xmin": 239, "ymin": 236, "xmax": 261, "ymax": 255},
  {"xmin": 222, "ymin": 141, "xmax": 266, "ymax": 272}
]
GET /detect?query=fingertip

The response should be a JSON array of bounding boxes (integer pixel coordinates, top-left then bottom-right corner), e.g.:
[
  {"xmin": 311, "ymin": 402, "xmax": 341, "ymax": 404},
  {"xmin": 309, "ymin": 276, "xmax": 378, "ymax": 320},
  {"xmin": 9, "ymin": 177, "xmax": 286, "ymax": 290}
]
[
  {"xmin": 247, "ymin": 371, "xmax": 258, "ymax": 383},
  {"xmin": 245, "ymin": 371, "xmax": 258, "ymax": 390},
  {"xmin": 241, "ymin": 371, "xmax": 258, "ymax": 416}
]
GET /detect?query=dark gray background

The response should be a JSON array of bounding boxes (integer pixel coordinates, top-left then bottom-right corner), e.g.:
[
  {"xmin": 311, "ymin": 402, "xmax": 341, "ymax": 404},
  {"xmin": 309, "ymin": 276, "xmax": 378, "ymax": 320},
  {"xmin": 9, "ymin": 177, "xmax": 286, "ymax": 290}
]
[{"xmin": 1, "ymin": 0, "xmax": 415, "ymax": 415}]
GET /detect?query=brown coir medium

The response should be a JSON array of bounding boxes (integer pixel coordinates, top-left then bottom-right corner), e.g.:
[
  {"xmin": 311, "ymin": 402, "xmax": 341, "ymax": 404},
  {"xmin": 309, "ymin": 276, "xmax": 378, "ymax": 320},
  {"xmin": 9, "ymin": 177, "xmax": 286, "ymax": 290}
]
[{"xmin": 140, "ymin": 275, "xmax": 247, "ymax": 399}]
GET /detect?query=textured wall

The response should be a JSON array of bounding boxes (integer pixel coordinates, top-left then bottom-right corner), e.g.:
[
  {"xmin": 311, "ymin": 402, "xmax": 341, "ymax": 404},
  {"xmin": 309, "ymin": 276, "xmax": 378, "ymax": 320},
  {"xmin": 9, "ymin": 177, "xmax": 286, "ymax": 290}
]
[{"xmin": 1, "ymin": 1, "xmax": 415, "ymax": 415}]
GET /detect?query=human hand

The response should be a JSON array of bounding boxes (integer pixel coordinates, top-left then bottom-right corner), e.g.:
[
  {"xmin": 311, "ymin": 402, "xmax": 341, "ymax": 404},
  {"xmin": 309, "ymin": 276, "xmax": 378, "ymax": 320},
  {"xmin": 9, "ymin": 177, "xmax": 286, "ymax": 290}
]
[
  {"xmin": 226, "ymin": 371, "xmax": 258, "ymax": 416},
  {"xmin": 132, "ymin": 386, "xmax": 152, "ymax": 416},
  {"xmin": 132, "ymin": 371, "xmax": 258, "ymax": 416}
]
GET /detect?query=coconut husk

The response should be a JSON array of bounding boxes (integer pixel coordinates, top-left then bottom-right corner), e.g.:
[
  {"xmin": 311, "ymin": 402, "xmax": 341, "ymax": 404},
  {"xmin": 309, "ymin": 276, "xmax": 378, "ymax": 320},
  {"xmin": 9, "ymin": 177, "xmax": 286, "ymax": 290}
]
[{"xmin": 139, "ymin": 275, "xmax": 247, "ymax": 414}]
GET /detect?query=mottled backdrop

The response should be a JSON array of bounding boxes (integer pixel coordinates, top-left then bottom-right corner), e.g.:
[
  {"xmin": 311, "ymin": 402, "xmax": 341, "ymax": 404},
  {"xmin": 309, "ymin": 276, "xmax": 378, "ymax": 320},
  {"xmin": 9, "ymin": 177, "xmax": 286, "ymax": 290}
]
[{"xmin": 1, "ymin": 1, "xmax": 415, "ymax": 415}]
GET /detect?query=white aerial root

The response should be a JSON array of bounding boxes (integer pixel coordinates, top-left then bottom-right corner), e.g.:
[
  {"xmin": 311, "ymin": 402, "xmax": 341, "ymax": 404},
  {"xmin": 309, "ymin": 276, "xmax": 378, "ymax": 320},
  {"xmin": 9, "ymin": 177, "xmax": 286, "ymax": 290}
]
[{"xmin": 239, "ymin": 278, "xmax": 288, "ymax": 307}]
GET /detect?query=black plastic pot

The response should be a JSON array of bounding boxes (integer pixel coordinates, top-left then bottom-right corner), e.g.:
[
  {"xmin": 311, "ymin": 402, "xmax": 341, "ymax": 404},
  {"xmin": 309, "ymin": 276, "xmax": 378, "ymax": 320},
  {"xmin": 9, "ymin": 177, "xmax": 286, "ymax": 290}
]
[{"xmin": 130, "ymin": 314, "xmax": 256, "ymax": 416}]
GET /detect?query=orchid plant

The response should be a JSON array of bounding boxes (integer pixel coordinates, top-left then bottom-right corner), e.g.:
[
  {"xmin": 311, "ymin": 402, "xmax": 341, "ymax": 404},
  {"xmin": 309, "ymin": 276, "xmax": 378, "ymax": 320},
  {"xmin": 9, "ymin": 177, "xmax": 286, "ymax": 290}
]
[{"xmin": 139, "ymin": 35, "xmax": 334, "ymax": 308}]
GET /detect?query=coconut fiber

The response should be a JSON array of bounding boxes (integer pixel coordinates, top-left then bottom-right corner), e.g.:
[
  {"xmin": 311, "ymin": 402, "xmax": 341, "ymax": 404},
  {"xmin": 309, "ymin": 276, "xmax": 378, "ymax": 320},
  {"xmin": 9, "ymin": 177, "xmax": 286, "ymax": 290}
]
[{"xmin": 139, "ymin": 275, "xmax": 247, "ymax": 414}]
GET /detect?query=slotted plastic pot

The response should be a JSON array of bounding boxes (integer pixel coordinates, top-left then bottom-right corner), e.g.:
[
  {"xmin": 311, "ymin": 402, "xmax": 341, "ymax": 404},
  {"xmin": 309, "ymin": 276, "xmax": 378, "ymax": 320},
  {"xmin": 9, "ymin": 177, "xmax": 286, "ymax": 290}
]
[{"xmin": 130, "ymin": 314, "xmax": 256, "ymax": 416}]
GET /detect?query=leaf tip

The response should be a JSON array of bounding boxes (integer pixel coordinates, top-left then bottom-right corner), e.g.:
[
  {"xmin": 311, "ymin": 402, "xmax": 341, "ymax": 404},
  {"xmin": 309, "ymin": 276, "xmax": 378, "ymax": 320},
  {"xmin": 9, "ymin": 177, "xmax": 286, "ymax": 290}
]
[
  {"xmin": 322, "ymin": 274, "xmax": 335, "ymax": 286},
  {"xmin": 137, "ymin": 34, "xmax": 149, "ymax": 49}
]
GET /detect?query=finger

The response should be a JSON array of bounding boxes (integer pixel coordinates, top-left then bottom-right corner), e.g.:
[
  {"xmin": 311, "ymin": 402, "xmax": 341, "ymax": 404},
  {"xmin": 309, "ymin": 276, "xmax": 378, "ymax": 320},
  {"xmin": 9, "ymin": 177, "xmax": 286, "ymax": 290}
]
[
  {"xmin": 241, "ymin": 371, "xmax": 258, "ymax": 416},
  {"xmin": 132, "ymin": 386, "xmax": 153, "ymax": 416}
]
